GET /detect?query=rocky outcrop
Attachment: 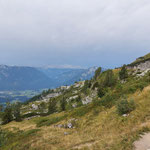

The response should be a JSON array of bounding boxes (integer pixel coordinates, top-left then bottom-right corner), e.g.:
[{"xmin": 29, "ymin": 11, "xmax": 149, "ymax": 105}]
[{"xmin": 128, "ymin": 60, "xmax": 150, "ymax": 71}]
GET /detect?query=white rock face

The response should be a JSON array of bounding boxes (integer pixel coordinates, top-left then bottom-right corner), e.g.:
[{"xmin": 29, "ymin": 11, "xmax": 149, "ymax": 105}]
[
  {"xmin": 136, "ymin": 69, "xmax": 150, "ymax": 77},
  {"xmin": 60, "ymin": 86, "xmax": 70, "ymax": 90},
  {"xmin": 128, "ymin": 60, "xmax": 150, "ymax": 71},
  {"xmin": 41, "ymin": 92, "xmax": 61, "ymax": 102},
  {"xmin": 66, "ymin": 95, "xmax": 78, "ymax": 102},
  {"xmin": 82, "ymin": 96, "xmax": 92, "ymax": 105},
  {"xmin": 74, "ymin": 81, "xmax": 85, "ymax": 88},
  {"xmin": 32, "ymin": 104, "xmax": 38, "ymax": 110}
]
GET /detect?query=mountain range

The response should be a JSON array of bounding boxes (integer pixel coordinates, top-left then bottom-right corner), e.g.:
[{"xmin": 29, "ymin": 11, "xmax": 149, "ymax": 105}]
[{"xmin": 0, "ymin": 65, "xmax": 97, "ymax": 91}]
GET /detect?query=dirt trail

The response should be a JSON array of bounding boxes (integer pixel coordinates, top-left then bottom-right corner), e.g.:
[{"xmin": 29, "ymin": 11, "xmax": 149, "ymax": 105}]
[
  {"xmin": 134, "ymin": 133, "xmax": 150, "ymax": 150},
  {"xmin": 71, "ymin": 140, "xmax": 98, "ymax": 149}
]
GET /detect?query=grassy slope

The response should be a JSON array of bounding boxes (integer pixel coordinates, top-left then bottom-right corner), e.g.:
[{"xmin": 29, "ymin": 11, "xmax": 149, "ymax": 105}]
[
  {"xmin": 1, "ymin": 84, "xmax": 150, "ymax": 150},
  {"xmin": 129, "ymin": 53, "xmax": 150, "ymax": 66}
]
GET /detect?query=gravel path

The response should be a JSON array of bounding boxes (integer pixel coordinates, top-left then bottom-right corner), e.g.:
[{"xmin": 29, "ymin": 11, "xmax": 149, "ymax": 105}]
[{"xmin": 134, "ymin": 133, "xmax": 150, "ymax": 150}]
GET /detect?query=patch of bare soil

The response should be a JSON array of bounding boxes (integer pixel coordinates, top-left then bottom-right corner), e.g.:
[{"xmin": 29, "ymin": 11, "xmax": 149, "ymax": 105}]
[{"xmin": 134, "ymin": 133, "xmax": 150, "ymax": 150}]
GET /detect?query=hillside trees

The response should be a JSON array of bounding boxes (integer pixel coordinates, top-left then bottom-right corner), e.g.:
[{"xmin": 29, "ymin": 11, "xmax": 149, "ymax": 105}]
[
  {"xmin": 82, "ymin": 80, "xmax": 91, "ymax": 94},
  {"xmin": 119, "ymin": 65, "xmax": 128, "ymax": 80},
  {"xmin": 103, "ymin": 70, "xmax": 116, "ymax": 87},
  {"xmin": 97, "ymin": 86, "xmax": 105, "ymax": 98},
  {"xmin": 12, "ymin": 102, "xmax": 22, "ymax": 122},
  {"xmin": 2, "ymin": 102, "xmax": 13, "ymax": 124},
  {"xmin": 38, "ymin": 102, "xmax": 46, "ymax": 114},
  {"xmin": 48, "ymin": 98, "xmax": 57, "ymax": 114},
  {"xmin": 117, "ymin": 99, "xmax": 136, "ymax": 115},
  {"xmin": 0, "ymin": 105, "xmax": 3, "ymax": 112},
  {"xmin": 94, "ymin": 67, "xmax": 102, "ymax": 80},
  {"xmin": 60, "ymin": 97, "xmax": 67, "ymax": 111}
]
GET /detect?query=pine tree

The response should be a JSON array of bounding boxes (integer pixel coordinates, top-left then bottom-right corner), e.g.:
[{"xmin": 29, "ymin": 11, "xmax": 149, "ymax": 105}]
[
  {"xmin": 103, "ymin": 70, "xmax": 116, "ymax": 87},
  {"xmin": 97, "ymin": 86, "xmax": 105, "ymax": 98},
  {"xmin": 48, "ymin": 98, "xmax": 57, "ymax": 114},
  {"xmin": 12, "ymin": 102, "xmax": 22, "ymax": 122},
  {"xmin": 94, "ymin": 67, "xmax": 102, "ymax": 80},
  {"xmin": 119, "ymin": 65, "xmax": 128, "ymax": 80},
  {"xmin": 0, "ymin": 105, "xmax": 3, "ymax": 112},
  {"xmin": 60, "ymin": 97, "xmax": 66, "ymax": 111},
  {"xmin": 2, "ymin": 102, "xmax": 13, "ymax": 124},
  {"xmin": 38, "ymin": 102, "xmax": 46, "ymax": 114}
]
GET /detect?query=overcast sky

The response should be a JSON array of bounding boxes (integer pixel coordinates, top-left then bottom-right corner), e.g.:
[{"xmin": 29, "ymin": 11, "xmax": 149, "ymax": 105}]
[{"xmin": 0, "ymin": 0, "xmax": 150, "ymax": 68}]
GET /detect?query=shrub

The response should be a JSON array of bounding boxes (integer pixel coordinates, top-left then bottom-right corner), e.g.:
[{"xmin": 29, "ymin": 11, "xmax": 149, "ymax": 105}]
[
  {"xmin": 94, "ymin": 67, "xmax": 102, "ymax": 80},
  {"xmin": 117, "ymin": 99, "xmax": 136, "ymax": 115},
  {"xmin": 60, "ymin": 97, "xmax": 67, "ymax": 111},
  {"xmin": 92, "ymin": 82, "xmax": 99, "ymax": 90},
  {"xmin": 22, "ymin": 112, "xmax": 38, "ymax": 118},
  {"xmin": 119, "ymin": 65, "xmax": 128, "ymax": 80},
  {"xmin": 2, "ymin": 102, "xmax": 13, "ymax": 124},
  {"xmin": 48, "ymin": 98, "xmax": 57, "ymax": 114},
  {"xmin": 71, "ymin": 106, "xmax": 90, "ymax": 117},
  {"xmin": 36, "ymin": 115, "xmax": 67, "ymax": 127},
  {"xmin": 97, "ymin": 86, "xmax": 105, "ymax": 98},
  {"xmin": 99, "ymin": 93, "xmax": 117, "ymax": 108},
  {"xmin": 103, "ymin": 70, "xmax": 116, "ymax": 87}
]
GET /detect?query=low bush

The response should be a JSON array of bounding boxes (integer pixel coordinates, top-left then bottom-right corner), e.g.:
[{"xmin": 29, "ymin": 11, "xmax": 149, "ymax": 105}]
[
  {"xmin": 117, "ymin": 99, "xmax": 136, "ymax": 115},
  {"xmin": 99, "ymin": 93, "xmax": 118, "ymax": 108},
  {"xmin": 71, "ymin": 105, "xmax": 90, "ymax": 117},
  {"xmin": 22, "ymin": 112, "xmax": 38, "ymax": 118},
  {"xmin": 36, "ymin": 115, "xmax": 67, "ymax": 127}
]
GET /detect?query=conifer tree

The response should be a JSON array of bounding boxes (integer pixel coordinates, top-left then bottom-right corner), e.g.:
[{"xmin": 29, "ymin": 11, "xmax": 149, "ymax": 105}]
[
  {"xmin": 12, "ymin": 102, "xmax": 22, "ymax": 122},
  {"xmin": 94, "ymin": 67, "xmax": 102, "ymax": 80},
  {"xmin": 2, "ymin": 102, "xmax": 13, "ymax": 124},
  {"xmin": 60, "ymin": 97, "xmax": 66, "ymax": 111},
  {"xmin": 103, "ymin": 70, "xmax": 116, "ymax": 87},
  {"xmin": 119, "ymin": 65, "xmax": 128, "ymax": 80},
  {"xmin": 48, "ymin": 98, "xmax": 57, "ymax": 114}
]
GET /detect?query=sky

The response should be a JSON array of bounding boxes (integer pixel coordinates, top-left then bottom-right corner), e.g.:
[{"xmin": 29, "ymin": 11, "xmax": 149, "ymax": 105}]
[{"xmin": 0, "ymin": 0, "xmax": 150, "ymax": 69}]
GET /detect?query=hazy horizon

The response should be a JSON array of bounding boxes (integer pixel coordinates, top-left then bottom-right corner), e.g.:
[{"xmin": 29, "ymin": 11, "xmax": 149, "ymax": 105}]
[{"xmin": 0, "ymin": 0, "xmax": 150, "ymax": 68}]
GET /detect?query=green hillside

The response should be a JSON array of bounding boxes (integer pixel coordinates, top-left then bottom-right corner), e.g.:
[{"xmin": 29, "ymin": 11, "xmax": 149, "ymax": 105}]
[
  {"xmin": 129, "ymin": 53, "xmax": 150, "ymax": 66},
  {"xmin": 1, "ymin": 60, "xmax": 150, "ymax": 150}
]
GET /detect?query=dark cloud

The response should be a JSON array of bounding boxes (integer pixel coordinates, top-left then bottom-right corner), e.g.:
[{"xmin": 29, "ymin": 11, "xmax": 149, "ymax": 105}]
[{"xmin": 0, "ymin": 0, "xmax": 150, "ymax": 68}]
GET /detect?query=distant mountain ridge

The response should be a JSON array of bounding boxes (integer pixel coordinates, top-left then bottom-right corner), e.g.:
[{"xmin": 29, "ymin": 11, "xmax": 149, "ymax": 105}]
[
  {"xmin": 0, "ymin": 65, "xmax": 97, "ymax": 91},
  {"xmin": 39, "ymin": 67, "xmax": 98, "ymax": 87},
  {"xmin": 0, "ymin": 65, "xmax": 53, "ymax": 90}
]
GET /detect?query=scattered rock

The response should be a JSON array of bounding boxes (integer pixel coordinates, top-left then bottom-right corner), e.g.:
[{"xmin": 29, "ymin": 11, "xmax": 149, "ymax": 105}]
[
  {"xmin": 122, "ymin": 114, "xmax": 129, "ymax": 117},
  {"xmin": 67, "ymin": 123, "xmax": 73, "ymax": 129},
  {"xmin": 64, "ymin": 132, "xmax": 69, "ymax": 135},
  {"xmin": 25, "ymin": 115, "xmax": 40, "ymax": 120},
  {"xmin": 82, "ymin": 96, "xmax": 92, "ymax": 105},
  {"xmin": 55, "ymin": 118, "xmax": 78, "ymax": 129},
  {"xmin": 31, "ymin": 104, "xmax": 38, "ymax": 110},
  {"xmin": 72, "ymin": 103, "xmax": 77, "ymax": 108}
]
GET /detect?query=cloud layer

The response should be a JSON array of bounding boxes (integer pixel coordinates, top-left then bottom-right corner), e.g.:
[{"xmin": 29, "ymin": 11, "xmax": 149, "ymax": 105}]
[{"xmin": 0, "ymin": 0, "xmax": 150, "ymax": 68}]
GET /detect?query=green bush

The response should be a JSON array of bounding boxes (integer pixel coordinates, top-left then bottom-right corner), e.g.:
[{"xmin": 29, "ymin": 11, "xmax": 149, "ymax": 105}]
[
  {"xmin": 22, "ymin": 112, "xmax": 38, "ymax": 118},
  {"xmin": 48, "ymin": 98, "xmax": 57, "ymax": 114},
  {"xmin": 117, "ymin": 99, "xmax": 136, "ymax": 115},
  {"xmin": 97, "ymin": 86, "xmax": 105, "ymax": 98},
  {"xmin": 36, "ymin": 115, "xmax": 67, "ymax": 127},
  {"xmin": 71, "ymin": 106, "xmax": 90, "ymax": 117},
  {"xmin": 92, "ymin": 82, "xmax": 99, "ymax": 90},
  {"xmin": 119, "ymin": 65, "xmax": 128, "ymax": 80},
  {"xmin": 99, "ymin": 93, "xmax": 118, "ymax": 108}
]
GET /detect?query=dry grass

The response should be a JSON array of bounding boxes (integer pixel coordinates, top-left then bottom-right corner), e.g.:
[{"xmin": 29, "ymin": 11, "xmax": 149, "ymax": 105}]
[{"xmin": 2, "ymin": 85, "xmax": 150, "ymax": 150}]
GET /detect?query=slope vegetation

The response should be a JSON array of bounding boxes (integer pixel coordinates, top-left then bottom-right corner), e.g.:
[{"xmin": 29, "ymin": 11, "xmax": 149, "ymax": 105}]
[{"xmin": 1, "ymin": 59, "xmax": 150, "ymax": 150}]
